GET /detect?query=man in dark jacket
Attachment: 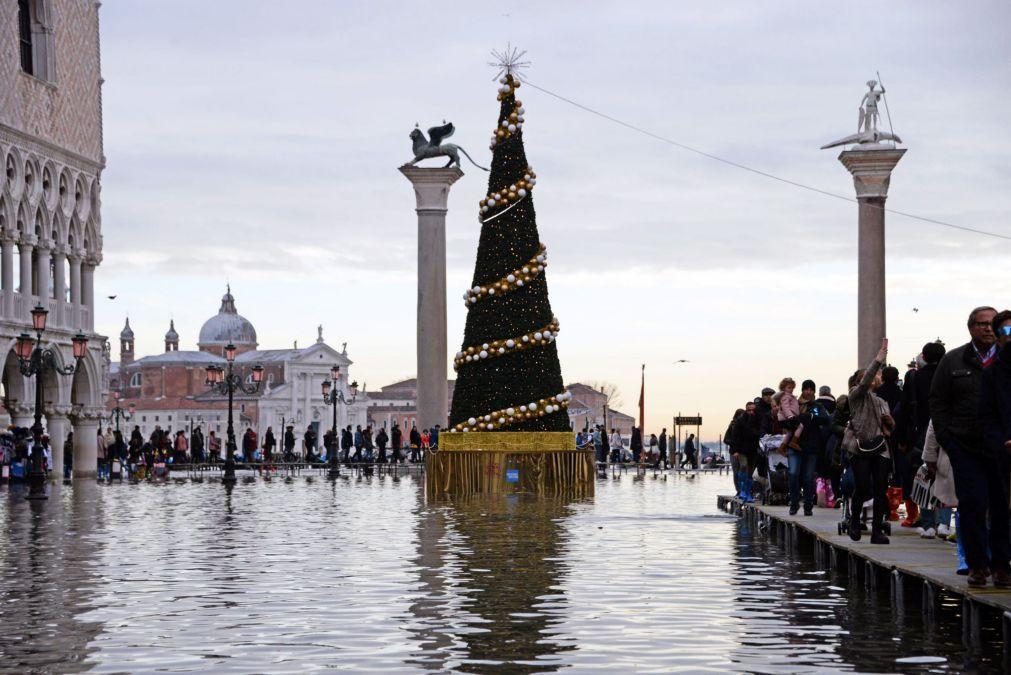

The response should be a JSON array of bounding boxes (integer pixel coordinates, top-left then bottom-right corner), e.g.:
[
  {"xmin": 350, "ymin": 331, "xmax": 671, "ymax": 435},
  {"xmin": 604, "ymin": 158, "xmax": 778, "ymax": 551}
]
[
  {"xmin": 754, "ymin": 388, "xmax": 776, "ymax": 479},
  {"xmin": 930, "ymin": 305, "xmax": 1001, "ymax": 588},
  {"xmin": 283, "ymin": 426, "xmax": 296, "ymax": 462},
  {"xmin": 390, "ymin": 423, "xmax": 403, "ymax": 464},
  {"xmin": 630, "ymin": 426, "xmax": 643, "ymax": 463},
  {"xmin": 341, "ymin": 425, "xmax": 354, "ymax": 464},
  {"xmin": 732, "ymin": 402, "xmax": 761, "ymax": 502},
  {"xmin": 977, "ymin": 310, "xmax": 1011, "ymax": 588},
  {"xmin": 659, "ymin": 428, "xmax": 669, "ymax": 469}
]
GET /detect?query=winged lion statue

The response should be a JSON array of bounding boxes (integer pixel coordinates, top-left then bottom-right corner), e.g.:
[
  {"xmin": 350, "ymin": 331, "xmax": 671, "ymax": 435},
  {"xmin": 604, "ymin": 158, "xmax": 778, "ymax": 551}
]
[{"xmin": 408, "ymin": 122, "xmax": 488, "ymax": 171}]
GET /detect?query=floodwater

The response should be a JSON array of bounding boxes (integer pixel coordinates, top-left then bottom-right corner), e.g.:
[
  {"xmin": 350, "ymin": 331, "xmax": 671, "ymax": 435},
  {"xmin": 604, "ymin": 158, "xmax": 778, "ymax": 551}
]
[{"xmin": 0, "ymin": 471, "xmax": 1001, "ymax": 673}]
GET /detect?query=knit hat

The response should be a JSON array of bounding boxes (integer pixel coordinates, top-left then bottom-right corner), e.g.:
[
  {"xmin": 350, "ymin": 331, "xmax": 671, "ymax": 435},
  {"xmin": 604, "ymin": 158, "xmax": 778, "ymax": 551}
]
[
  {"xmin": 802, "ymin": 379, "xmax": 816, "ymax": 392},
  {"xmin": 761, "ymin": 387, "xmax": 775, "ymax": 396},
  {"xmin": 819, "ymin": 385, "xmax": 832, "ymax": 397}
]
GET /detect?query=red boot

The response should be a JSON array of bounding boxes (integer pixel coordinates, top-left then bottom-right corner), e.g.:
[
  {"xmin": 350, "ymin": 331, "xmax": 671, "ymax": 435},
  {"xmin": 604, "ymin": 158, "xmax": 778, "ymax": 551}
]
[
  {"xmin": 901, "ymin": 499, "xmax": 920, "ymax": 528},
  {"xmin": 886, "ymin": 487, "xmax": 903, "ymax": 521}
]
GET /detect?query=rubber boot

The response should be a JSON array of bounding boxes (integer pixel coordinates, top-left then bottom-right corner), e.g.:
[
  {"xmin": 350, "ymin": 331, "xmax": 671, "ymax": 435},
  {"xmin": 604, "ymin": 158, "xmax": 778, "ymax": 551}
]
[
  {"xmin": 886, "ymin": 486, "xmax": 903, "ymax": 521},
  {"xmin": 741, "ymin": 473, "xmax": 754, "ymax": 503},
  {"xmin": 955, "ymin": 511, "xmax": 968, "ymax": 575},
  {"xmin": 901, "ymin": 499, "xmax": 920, "ymax": 528}
]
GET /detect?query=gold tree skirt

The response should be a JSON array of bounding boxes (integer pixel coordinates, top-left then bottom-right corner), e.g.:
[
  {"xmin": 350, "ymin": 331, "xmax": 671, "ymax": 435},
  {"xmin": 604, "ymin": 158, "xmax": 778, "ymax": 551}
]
[{"xmin": 427, "ymin": 432, "xmax": 595, "ymax": 498}]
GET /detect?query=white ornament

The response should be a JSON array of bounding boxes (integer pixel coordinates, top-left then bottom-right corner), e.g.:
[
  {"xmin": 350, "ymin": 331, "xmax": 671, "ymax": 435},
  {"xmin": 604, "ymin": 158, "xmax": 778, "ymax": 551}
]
[
  {"xmin": 482, "ymin": 343, "xmax": 489, "ymax": 349},
  {"xmin": 487, "ymin": 423, "xmax": 495, "ymax": 430},
  {"xmin": 536, "ymin": 255, "xmax": 545, "ymax": 263},
  {"xmin": 501, "ymin": 120, "xmax": 509, "ymax": 127},
  {"xmin": 522, "ymin": 335, "xmax": 529, "ymax": 342},
  {"xmin": 537, "ymin": 265, "xmax": 544, "ymax": 272},
  {"xmin": 505, "ymin": 339, "xmax": 515, "ymax": 348},
  {"xmin": 534, "ymin": 332, "xmax": 543, "ymax": 341},
  {"xmin": 506, "ymin": 407, "xmax": 515, "ymax": 416},
  {"xmin": 528, "ymin": 402, "xmax": 538, "ymax": 411},
  {"xmin": 519, "ymin": 405, "xmax": 528, "ymax": 412},
  {"xmin": 518, "ymin": 107, "xmax": 525, "ymax": 114},
  {"xmin": 465, "ymin": 355, "xmax": 472, "ymax": 362},
  {"xmin": 488, "ymin": 288, "xmax": 495, "ymax": 295},
  {"xmin": 482, "ymin": 206, "xmax": 489, "ymax": 213},
  {"xmin": 516, "ymin": 280, "xmax": 524, "ymax": 286},
  {"xmin": 484, "ymin": 415, "xmax": 492, "ymax": 422},
  {"xmin": 468, "ymin": 417, "xmax": 477, "ymax": 426},
  {"xmin": 507, "ymin": 124, "xmax": 516, "ymax": 133},
  {"xmin": 522, "ymin": 266, "xmax": 530, "ymax": 274},
  {"xmin": 498, "ymin": 417, "xmax": 506, "ymax": 425},
  {"xmin": 507, "ymin": 274, "xmax": 516, "ymax": 283},
  {"xmin": 528, "ymin": 178, "xmax": 536, "ymax": 185},
  {"xmin": 479, "ymin": 350, "xmax": 488, "ymax": 359},
  {"xmin": 518, "ymin": 189, "xmax": 527, "ymax": 197},
  {"xmin": 473, "ymin": 285, "xmax": 481, "ymax": 293}
]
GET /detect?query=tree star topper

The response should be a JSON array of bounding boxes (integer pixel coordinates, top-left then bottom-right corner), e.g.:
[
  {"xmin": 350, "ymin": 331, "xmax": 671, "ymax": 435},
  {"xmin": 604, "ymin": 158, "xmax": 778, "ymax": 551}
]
[{"xmin": 489, "ymin": 44, "xmax": 530, "ymax": 80}]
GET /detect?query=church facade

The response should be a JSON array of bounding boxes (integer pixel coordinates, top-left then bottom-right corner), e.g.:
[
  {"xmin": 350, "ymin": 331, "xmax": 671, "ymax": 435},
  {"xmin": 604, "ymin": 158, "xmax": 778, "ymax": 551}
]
[
  {"xmin": 1, "ymin": 0, "xmax": 107, "ymax": 476},
  {"xmin": 110, "ymin": 287, "xmax": 368, "ymax": 449}
]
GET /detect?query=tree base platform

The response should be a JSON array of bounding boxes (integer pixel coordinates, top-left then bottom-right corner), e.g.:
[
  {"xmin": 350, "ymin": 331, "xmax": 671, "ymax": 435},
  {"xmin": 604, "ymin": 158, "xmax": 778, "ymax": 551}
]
[{"xmin": 427, "ymin": 432, "xmax": 595, "ymax": 498}]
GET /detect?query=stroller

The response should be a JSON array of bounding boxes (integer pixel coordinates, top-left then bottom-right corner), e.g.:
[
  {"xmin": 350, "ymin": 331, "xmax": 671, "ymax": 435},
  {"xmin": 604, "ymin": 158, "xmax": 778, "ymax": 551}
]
[
  {"xmin": 757, "ymin": 434, "xmax": 790, "ymax": 506},
  {"xmin": 835, "ymin": 457, "xmax": 892, "ymax": 537}
]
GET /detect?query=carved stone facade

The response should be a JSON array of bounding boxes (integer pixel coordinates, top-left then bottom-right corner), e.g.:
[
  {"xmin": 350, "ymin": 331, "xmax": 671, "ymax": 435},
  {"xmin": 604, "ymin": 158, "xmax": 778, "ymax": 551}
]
[{"xmin": 0, "ymin": 0, "xmax": 106, "ymax": 478}]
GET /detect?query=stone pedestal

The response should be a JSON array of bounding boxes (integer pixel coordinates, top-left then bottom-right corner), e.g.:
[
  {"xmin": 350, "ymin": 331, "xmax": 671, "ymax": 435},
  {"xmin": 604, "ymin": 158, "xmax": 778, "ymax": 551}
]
[
  {"xmin": 838, "ymin": 147, "xmax": 905, "ymax": 366},
  {"xmin": 399, "ymin": 166, "xmax": 464, "ymax": 432},
  {"xmin": 71, "ymin": 416, "xmax": 100, "ymax": 479}
]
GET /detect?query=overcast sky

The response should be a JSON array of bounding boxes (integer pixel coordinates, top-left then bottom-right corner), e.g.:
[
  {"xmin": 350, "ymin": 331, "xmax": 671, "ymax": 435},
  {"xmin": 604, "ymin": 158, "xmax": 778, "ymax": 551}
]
[{"xmin": 95, "ymin": 1, "xmax": 1011, "ymax": 440}]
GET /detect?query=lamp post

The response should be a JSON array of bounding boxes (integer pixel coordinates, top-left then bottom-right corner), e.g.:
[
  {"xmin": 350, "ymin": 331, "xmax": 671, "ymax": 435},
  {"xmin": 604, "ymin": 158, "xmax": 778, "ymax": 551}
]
[
  {"xmin": 15, "ymin": 304, "xmax": 89, "ymax": 500},
  {"xmin": 321, "ymin": 364, "xmax": 358, "ymax": 479},
  {"xmin": 205, "ymin": 342, "xmax": 263, "ymax": 484},
  {"xmin": 106, "ymin": 391, "xmax": 135, "ymax": 435}
]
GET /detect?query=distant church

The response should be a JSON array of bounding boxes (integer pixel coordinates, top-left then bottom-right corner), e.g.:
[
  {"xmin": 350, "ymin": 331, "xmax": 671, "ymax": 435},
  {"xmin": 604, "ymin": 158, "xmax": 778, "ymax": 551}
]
[{"xmin": 110, "ymin": 287, "xmax": 367, "ymax": 447}]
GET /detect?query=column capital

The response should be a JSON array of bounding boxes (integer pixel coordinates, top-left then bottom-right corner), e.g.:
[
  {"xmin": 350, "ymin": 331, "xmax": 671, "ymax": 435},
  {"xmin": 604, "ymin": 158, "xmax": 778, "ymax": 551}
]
[
  {"xmin": 45, "ymin": 403, "xmax": 74, "ymax": 418},
  {"xmin": 51, "ymin": 244, "xmax": 68, "ymax": 258},
  {"xmin": 838, "ymin": 148, "xmax": 906, "ymax": 200},
  {"xmin": 399, "ymin": 166, "xmax": 464, "ymax": 211},
  {"xmin": 19, "ymin": 237, "xmax": 36, "ymax": 249},
  {"xmin": 0, "ymin": 231, "xmax": 18, "ymax": 245},
  {"xmin": 68, "ymin": 250, "xmax": 84, "ymax": 263}
]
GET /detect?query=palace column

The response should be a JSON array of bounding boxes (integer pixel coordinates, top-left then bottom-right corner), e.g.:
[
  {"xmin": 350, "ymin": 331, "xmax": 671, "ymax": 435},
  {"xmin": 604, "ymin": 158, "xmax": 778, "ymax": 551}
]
[
  {"xmin": 52, "ymin": 247, "xmax": 66, "ymax": 325},
  {"xmin": 69, "ymin": 253, "xmax": 82, "ymax": 328},
  {"xmin": 19, "ymin": 240, "xmax": 34, "ymax": 314},
  {"xmin": 399, "ymin": 166, "xmax": 463, "ymax": 432},
  {"xmin": 46, "ymin": 406, "xmax": 71, "ymax": 481},
  {"xmin": 838, "ymin": 148, "xmax": 905, "ymax": 365},
  {"xmin": 81, "ymin": 259, "xmax": 95, "ymax": 330},
  {"xmin": 35, "ymin": 244, "xmax": 51, "ymax": 302},
  {"xmin": 71, "ymin": 410, "xmax": 101, "ymax": 480},
  {"xmin": 1, "ymin": 234, "xmax": 15, "ymax": 317}
]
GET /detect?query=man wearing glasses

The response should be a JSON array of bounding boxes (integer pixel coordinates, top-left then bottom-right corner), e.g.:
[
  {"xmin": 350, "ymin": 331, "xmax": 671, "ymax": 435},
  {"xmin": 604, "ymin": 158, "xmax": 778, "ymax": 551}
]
[{"xmin": 930, "ymin": 306, "xmax": 1005, "ymax": 588}]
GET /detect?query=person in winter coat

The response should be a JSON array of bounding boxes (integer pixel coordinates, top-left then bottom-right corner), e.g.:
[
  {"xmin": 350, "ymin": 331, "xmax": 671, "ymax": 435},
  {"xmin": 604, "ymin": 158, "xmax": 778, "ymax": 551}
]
[
  {"xmin": 191, "ymin": 426, "xmax": 205, "ymax": 463},
  {"xmin": 609, "ymin": 428, "xmax": 623, "ymax": 464},
  {"xmin": 847, "ymin": 338, "xmax": 893, "ymax": 545},
  {"xmin": 376, "ymin": 427, "xmax": 389, "ymax": 463},
  {"xmin": 283, "ymin": 426, "xmax": 296, "ymax": 462},
  {"xmin": 409, "ymin": 425, "xmax": 422, "ymax": 462},
  {"xmin": 931, "ymin": 306, "xmax": 1001, "ymax": 588},
  {"xmin": 659, "ymin": 428, "xmax": 669, "ymax": 469},
  {"xmin": 790, "ymin": 385, "xmax": 830, "ymax": 516},
  {"xmin": 341, "ymin": 425, "xmax": 353, "ymax": 464},
  {"xmin": 630, "ymin": 426, "xmax": 643, "ymax": 463},
  {"xmin": 920, "ymin": 420, "xmax": 957, "ymax": 541},
  {"xmin": 352, "ymin": 425, "xmax": 364, "ymax": 463},
  {"xmin": 732, "ymin": 402, "xmax": 761, "ymax": 502},
  {"xmin": 390, "ymin": 423, "xmax": 403, "ymax": 463},
  {"xmin": 974, "ymin": 309, "xmax": 1011, "ymax": 587},
  {"xmin": 262, "ymin": 427, "xmax": 276, "ymax": 463}
]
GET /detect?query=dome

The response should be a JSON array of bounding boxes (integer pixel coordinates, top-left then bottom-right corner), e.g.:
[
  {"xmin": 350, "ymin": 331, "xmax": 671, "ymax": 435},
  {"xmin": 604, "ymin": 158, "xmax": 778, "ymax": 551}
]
[
  {"xmin": 198, "ymin": 286, "xmax": 257, "ymax": 348},
  {"xmin": 165, "ymin": 319, "xmax": 179, "ymax": 342},
  {"xmin": 120, "ymin": 317, "xmax": 134, "ymax": 340}
]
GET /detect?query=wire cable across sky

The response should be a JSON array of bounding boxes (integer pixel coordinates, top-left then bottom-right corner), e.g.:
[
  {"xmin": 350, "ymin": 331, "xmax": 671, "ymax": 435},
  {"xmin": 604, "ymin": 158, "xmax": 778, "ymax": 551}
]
[{"xmin": 521, "ymin": 78, "xmax": 1011, "ymax": 242}]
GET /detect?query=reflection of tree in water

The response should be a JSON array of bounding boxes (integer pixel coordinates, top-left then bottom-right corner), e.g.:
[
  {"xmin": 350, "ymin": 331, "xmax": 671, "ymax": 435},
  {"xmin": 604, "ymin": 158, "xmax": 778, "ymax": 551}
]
[
  {"xmin": 408, "ymin": 494, "xmax": 581, "ymax": 673},
  {"xmin": 0, "ymin": 483, "xmax": 104, "ymax": 671}
]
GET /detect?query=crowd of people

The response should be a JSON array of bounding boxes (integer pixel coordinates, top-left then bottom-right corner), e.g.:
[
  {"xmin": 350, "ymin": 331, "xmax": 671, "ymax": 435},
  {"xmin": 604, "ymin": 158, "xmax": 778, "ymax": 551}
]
[
  {"xmin": 576, "ymin": 425, "xmax": 715, "ymax": 470},
  {"xmin": 1, "ymin": 420, "xmax": 443, "ymax": 484},
  {"xmin": 724, "ymin": 306, "xmax": 1011, "ymax": 589}
]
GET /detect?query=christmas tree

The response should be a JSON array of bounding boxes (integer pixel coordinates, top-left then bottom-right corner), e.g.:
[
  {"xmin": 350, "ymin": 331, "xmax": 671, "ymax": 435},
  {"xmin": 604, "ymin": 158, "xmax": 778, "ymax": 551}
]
[{"xmin": 449, "ymin": 52, "xmax": 572, "ymax": 434}]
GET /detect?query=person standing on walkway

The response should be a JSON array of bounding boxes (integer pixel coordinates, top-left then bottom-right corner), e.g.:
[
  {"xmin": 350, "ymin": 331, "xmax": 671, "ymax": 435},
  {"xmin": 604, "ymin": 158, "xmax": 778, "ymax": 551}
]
[
  {"xmin": 376, "ymin": 426, "xmax": 389, "ymax": 463},
  {"xmin": 968, "ymin": 309, "xmax": 1011, "ymax": 588},
  {"xmin": 391, "ymin": 423, "xmax": 403, "ymax": 464},
  {"xmin": 659, "ymin": 428, "xmax": 669, "ymax": 469},
  {"xmin": 733, "ymin": 402, "xmax": 761, "ymax": 502},
  {"xmin": 609, "ymin": 428, "xmax": 623, "ymax": 464},
  {"xmin": 930, "ymin": 306, "xmax": 1000, "ymax": 587},
  {"xmin": 263, "ymin": 426, "xmax": 276, "ymax": 464},
  {"xmin": 352, "ymin": 425, "xmax": 364, "ymax": 463},
  {"xmin": 409, "ymin": 425, "xmax": 422, "ymax": 462},
  {"xmin": 682, "ymin": 434, "xmax": 697, "ymax": 469},
  {"xmin": 282, "ymin": 426, "xmax": 295, "ymax": 462},
  {"xmin": 191, "ymin": 426, "xmax": 205, "ymax": 463},
  {"xmin": 630, "ymin": 425, "xmax": 643, "ymax": 464},
  {"xmin": 847, "ymin": 338, "xmax": 893, "ymax": 544}
]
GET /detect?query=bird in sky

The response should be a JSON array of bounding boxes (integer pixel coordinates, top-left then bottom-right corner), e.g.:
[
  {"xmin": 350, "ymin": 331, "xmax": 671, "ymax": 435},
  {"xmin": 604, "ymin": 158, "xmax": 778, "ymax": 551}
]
[
  {"xmin": 912, "ymin": 307, "xmax": 919, "ymax": 313},
  {"xmin": 107, "ymin": 295, "xmax": 117, "ymax": 300},
  {"xmin": 674, "ymin": 359, "xmax": 690, "ymax": 364}
]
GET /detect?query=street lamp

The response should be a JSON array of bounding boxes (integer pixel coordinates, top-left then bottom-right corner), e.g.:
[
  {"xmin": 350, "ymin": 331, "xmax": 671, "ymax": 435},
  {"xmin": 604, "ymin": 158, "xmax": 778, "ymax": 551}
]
[
  {"xmin": 204, "ymin": 343, "xmax": 263, "ymax": 484},
  {"xmin": 106, "ymin": 391, "xmax": 135, "ymax": 435},
  {"xmin": 321, "ymin": 364, "xmax": 358, "ymax": 478},
  {"xmin": 15, "ymin": 304, "xmax": 88, "ymax": 499}
]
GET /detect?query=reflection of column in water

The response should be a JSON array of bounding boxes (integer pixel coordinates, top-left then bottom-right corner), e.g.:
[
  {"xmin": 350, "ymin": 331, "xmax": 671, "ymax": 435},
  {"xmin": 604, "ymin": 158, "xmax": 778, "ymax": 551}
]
[
  {"xmin": 408, "ymin": 493, "xmax": 580, "ymax": 671},
  {"xmin": 0, "ymin": 482, "xmax": 104, "ymax": 670}
]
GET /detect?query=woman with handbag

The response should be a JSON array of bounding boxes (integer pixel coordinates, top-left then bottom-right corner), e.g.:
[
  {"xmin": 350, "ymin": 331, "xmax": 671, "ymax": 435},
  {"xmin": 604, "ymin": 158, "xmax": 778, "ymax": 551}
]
[{"xmin": 846, "ymin": 338, "xmax": 894, "ymax": 544}]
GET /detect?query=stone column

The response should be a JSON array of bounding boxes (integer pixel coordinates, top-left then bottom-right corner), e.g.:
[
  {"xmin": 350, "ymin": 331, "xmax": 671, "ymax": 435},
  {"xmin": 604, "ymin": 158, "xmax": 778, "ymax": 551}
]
[
  {"xmin": 82, "ymin": 260, "xmax": 95, "ymax": 328},
  {"xmin": 19, "ymin": 242, "xmax": 34, "ymax": 308},
  {"xmin": 399, "ymin": 166, "xmax": 464, "ymax": 431},
  {"xmin": 838, "ymin": 147, "xmax": 906, "ymax": 366},
  {"xmin": 69, "ymin": 254, "xmax": 81, "ymax": 328},
  {"xmin": 1, "ymin": 235, "xmax": 15, "ymax": 317},
  {"xmin": 46, "ymin": 408, "xmax": 71, "ymax": 481},
  {"xmin": 53, "ymin": 249, "xmax": 66, "ymax": 325},
  {"xmin": 71, "ymin": 413, "xmax": 101, "ymax": 480},
  {"xmin": 35, "ymin": 245, "xmax": 51, "ymax": 301}
]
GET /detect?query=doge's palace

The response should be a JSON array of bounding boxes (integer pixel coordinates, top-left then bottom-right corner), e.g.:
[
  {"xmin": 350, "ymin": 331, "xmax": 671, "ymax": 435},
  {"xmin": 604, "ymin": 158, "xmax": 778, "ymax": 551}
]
[{"xmin": 1, "ymin": 0, "xmax": 106, "ymax": 477}]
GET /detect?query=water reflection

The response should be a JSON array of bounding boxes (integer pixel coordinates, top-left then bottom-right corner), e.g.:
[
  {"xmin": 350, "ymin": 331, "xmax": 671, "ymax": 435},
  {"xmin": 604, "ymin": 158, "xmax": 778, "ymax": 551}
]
[
  {"xmin": 409, "ymin": 494, "xmax": 578, "ymax": 672},
  {"xmin": 0, "ymin": 482, "xmax": 103, "ymax": 672},
  {"xmin": 0, "ymin": 475, "xmax": 1002, "ymax": 672}
]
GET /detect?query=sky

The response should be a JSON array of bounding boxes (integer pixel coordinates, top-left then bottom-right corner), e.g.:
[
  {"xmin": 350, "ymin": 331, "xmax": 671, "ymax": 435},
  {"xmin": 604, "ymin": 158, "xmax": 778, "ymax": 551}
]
[{"xmin": 94, "ymin": 1, "xmax": 1011, "ymax": 442}]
